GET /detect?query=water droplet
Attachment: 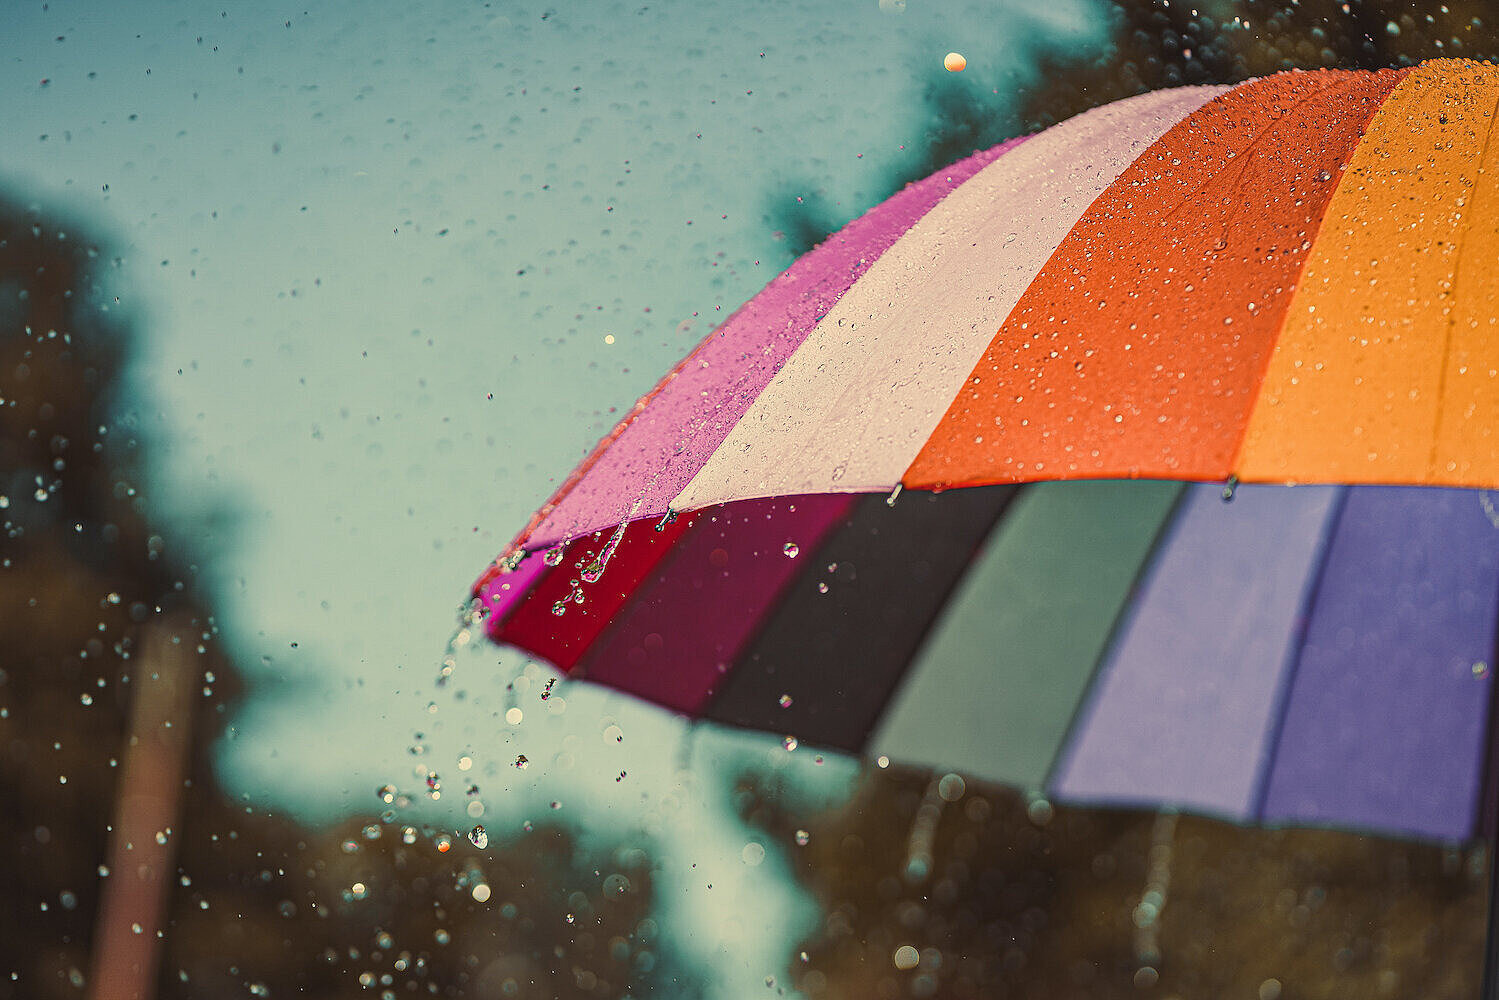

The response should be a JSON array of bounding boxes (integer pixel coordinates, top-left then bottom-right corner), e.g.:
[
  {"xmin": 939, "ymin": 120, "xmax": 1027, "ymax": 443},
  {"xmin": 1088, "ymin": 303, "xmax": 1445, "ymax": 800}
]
[
  {"xmin": 1026, "ymin": 796, "xmax": 1055, "ymax": 826},
  {"xmin": 505, "ymin": 707, "xmax": 523, "ymax": 725},
  {"xmin": 1314, "ymin": 169, "xmax": 1332, "ymax": 183},
  {"xmin": 542, "ymin": 544, "xmax": 566, "ymax": 567},
  {"xmin": 783, "ymin": 735, "xmax": 798, "ymax": 752},
  {"xmin": 886, "ymin": 483, "xmax": 903, "ymax": 506},
  {"xmin": 513, "ymin": 754, "xmax": 529, "ymax": 770},
  {"xmin": 469, "ymin": 825, "xmax": 488, "ymax": 848},
  {"xmin": 433, "ymin": 833, "xmax": 452, "ymax": 853},
  {"xmin": 817, "ymin": 581, "xmax": 829, "ymax": 594},
  {"xmin": 603, "ymin": 723, "xmax": 624, "ymax": 743},
  {"xmin": 457, "ymin": 755, "xmax": 473, "ymax": 771},
  {"xmin": 795, "ymin": 829, "xmax": 810, "ymax": 846},
  {"xmin": 1221, "ymin": 475, "xmax": 1238, "ymax": 502},
  {"xmin": 1475, "ymin": 661, "xmax": 1490, "ymax": 679},
  {"xmin": 471, "ymin": 882, "xmax": 491, "ymax": 902},
  {"xmin": 778, "ymin": 694, "xmax": 793, "ymax": 708},
  {"xmin": 782, "ymin": 542, "xmax": 799, "ymax": 558},
  {"xmin": 893, "ymin": 945, "xmax": 920, "ymax": 970}
]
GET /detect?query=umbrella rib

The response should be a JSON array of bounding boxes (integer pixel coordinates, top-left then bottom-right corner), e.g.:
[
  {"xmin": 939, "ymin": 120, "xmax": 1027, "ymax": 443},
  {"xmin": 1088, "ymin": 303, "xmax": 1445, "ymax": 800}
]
[
  {"xmin": 1426, "ymin": 79, "xmax": 1499, "ymax": 479},
  {"xmin": 1245, "ymin": 485, "xmax": 1352, "ymax": 824},
  {"xmin": 1038, "ymin": 481, "xmax": 1191, "ymax": 795},
  {"xmin": 1477, "ymin": 574, "xmax": 1499, "ymax": 1000}
]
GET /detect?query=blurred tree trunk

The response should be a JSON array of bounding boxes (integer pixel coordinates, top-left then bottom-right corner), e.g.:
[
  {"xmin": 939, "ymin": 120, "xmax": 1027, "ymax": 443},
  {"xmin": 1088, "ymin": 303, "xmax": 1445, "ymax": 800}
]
[{"xmin": 89, "ymin": 618, "xmax": 195, "ymax": 1000}]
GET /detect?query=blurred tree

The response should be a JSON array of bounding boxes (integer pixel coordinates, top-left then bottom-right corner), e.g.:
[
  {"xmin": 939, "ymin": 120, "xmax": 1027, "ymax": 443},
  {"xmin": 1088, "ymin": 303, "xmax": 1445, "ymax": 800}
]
[
  {"xmin": 0, "ymin": 194, "xmax": 699, "ymax": 999},
  {"xmin": 747, "ymin": 767, "xmax": 1486, "ymax": 999}
]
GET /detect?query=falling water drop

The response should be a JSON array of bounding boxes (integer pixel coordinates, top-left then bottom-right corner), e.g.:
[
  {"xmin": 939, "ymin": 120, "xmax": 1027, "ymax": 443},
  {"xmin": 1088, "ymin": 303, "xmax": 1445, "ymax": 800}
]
[{"xmin": 1221, "ymin": 475, "xmax": 1238, "ymax": 503}]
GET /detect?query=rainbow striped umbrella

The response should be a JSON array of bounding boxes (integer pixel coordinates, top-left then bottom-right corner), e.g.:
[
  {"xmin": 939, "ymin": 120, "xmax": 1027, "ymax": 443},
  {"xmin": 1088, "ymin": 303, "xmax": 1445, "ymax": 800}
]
[{"xmin": 475, "ymin": 59, "xmax": 1499, "ymax": 845}]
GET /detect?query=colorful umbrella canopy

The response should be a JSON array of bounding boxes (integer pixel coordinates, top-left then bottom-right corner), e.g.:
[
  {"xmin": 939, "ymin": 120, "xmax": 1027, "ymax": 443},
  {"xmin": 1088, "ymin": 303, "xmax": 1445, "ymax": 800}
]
[{"xmin": 474, "ymin": 59, "xmax": 1499, "ymax": 844}]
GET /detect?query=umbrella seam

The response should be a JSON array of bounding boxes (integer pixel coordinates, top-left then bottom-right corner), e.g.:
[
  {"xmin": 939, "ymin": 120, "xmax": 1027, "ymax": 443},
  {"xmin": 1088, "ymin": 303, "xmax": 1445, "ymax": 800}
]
[
  {"xmin": 1038, "ymin": 480, "xmax": 1192, "ymax": 795},
  {"xmin": 1426, "ymin": 69, "xmax": 1499, "ymax": 478},
  {"xmin": 1245, "ymin": 485, "xmax": 1352, "ymax": 824}
]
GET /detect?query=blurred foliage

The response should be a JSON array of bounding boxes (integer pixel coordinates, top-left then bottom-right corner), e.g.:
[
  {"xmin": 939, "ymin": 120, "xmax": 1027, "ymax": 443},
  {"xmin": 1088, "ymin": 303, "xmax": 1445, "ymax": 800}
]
[
  {"xmin": 0, "ymin": 195, "xmax": 698, "ymax": 999},
  {"xmin": 775, "ymin": 0, "xmax": 1499, "ymax": 255},
  {"xmin": 743, "ymin": 766, "xmax": 1487, "ymax": 999}
]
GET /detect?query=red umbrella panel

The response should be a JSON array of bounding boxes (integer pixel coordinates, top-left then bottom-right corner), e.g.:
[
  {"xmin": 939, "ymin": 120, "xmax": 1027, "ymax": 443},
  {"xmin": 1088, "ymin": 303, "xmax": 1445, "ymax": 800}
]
[{"xmin": 475, "ymin": 60, "xmax": 1499, "ymax": 844}]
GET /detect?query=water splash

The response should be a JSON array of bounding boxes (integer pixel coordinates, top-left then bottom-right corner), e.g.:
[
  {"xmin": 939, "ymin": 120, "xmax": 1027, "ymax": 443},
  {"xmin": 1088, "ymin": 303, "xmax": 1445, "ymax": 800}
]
[{"xmin": 581, "ymin": 519, "xmax": 628, "ymax": 584}]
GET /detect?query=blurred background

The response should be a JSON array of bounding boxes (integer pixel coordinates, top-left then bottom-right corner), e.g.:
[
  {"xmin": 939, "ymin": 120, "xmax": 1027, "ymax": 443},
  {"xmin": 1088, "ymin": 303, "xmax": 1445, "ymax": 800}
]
[{"xmin": 3, "ymin": 1, "xmax": 1497, "ymax": 997}]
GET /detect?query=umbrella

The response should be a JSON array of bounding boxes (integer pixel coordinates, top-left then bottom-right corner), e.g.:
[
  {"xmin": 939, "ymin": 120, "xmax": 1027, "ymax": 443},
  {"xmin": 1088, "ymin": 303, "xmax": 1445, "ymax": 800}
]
[{"xmin": 473, "ymin": 59, "xmax": 1499, "ymax": 847}]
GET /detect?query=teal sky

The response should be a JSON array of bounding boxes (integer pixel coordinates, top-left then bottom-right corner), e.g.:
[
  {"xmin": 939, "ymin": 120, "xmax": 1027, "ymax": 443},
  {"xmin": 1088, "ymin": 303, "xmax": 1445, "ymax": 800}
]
[{"xmin": 2, "ymin": 1, "xmax": 1109, "ymax": 993}]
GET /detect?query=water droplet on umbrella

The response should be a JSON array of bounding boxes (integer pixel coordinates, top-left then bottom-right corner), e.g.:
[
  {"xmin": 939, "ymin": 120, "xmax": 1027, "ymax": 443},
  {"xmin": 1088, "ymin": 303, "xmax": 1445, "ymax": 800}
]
[
  {"xmin": 783, "ymin": 541, "xmax": 799, "ymax": 558},
  {"xmin": 1474, "ymin": 661, "xmax": 1489, "ymax": 679},
  {"xmin": 893, "ymin": 945, "xmax": 920, "ymax": 970},
  {"xmin": 1314, "ymin": 169, "xmax": 1332, "ymax": 182},
  {"xmin": 795, "ymin": 829, "xmax": 810, "ymax": 846},
  {"xmin": 542, "ymin": 544, "xmax": 565, "ymax": 566},
  {"xmin": 434, "ymin": 833, "xmax": 452, "ymax": 853},
  {"xmin": 783, "ymin": 735, "xmax": 798, "ymax": 751},
  {"xmin": 778, "ymin": 693, "xmax": 793, "ymax": 708},
  {"xmin": 469, "ymin": 825, "xmax": 488, "ymax": 849},
  {"xmin": 603, "ymin": 723, "xmax": 624, "ymax": 743},
  {"xmin": 817, "ymin": 581, "xmax": 829, "ymax": 594},
  {"xmin": 886, "ymin": 483, "xmax": 903, "ymax": 507},
  {"xmin": 1222, "ymin": 475, "xmax": 1239, "ymax": 502},
  {"xmin": 513, "ymin": 754, "xmax": 529, "ymax": 769},
  {"xmin": 377, "ymin": 784, "xmax": 396, "ymax": 804}
]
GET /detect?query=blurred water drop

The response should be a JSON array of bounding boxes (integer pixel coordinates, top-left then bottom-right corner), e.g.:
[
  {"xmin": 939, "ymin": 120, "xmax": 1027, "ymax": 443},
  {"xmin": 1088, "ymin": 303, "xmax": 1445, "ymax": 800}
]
[
  {"xmin": 469, "ymin": 825, "xmax": 488, "ymax": 849},
  {"xmin": 782, "ymin": 541, "xmax": 799, "ymax": 558}
]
